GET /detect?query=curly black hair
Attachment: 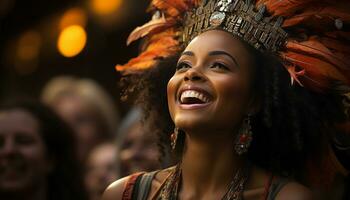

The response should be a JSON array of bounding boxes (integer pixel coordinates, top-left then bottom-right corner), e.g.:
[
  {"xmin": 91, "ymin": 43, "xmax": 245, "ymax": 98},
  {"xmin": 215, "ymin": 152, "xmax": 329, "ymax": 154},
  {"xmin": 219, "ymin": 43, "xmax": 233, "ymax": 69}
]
[{"xmin": 120, "ymin": 41, "xmax": 346, "ymax": 179}]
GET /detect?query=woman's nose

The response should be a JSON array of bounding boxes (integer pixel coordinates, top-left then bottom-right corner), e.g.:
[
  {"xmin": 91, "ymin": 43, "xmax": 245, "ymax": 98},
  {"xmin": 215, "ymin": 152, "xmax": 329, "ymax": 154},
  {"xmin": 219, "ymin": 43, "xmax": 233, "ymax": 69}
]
[
  {"xmin": 184, "ymin": 68, "xmax": 205, "ymax": 82},
  {"xmin": 0, "ymin": 138, "xmax": 17, "ymax": 156}
]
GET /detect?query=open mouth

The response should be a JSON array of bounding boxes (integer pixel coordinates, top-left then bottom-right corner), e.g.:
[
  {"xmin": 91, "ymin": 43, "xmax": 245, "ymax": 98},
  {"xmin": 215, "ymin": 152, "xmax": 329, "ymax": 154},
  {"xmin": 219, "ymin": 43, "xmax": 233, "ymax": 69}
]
[{"xmin": 179, "ymin": 90, "xmax": 211, "ymax": 105}]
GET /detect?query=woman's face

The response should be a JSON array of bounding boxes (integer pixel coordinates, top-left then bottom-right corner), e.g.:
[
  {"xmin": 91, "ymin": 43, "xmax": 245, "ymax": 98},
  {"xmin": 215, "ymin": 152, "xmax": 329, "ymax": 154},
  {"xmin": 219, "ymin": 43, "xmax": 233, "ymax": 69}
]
[
  {"xmin": 54, "ymin": 95, "xmax": 101, "ymax": 160},
  {"xmin": 85, "ymin": 143, "xmax": 118, "ymax": 200},
  {"xmin": 0, "ymin": 109, "xmax": 51, "ymax": 192},
  {"xmin": 119, "ymin": 122, "xmax": 160, "ymax": 177},
  {"xmin": 167, "ymin": 30, "xmax": 255, "ymax": 133}
]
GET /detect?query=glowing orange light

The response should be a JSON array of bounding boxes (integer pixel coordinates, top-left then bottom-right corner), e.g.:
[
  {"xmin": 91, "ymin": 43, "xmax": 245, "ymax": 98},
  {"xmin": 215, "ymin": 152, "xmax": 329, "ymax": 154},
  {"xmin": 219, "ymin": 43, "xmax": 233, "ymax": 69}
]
[
  {"xmin": 57, "ymin": 25, "xmax": 87, "ymax": 57},
  {"xmin": 91, "ymin": 0, "xmax": 122, "ymax": 15},
  {"xmin": 59, "ymin": 8, "xmax": 87, "ymax": 30}
]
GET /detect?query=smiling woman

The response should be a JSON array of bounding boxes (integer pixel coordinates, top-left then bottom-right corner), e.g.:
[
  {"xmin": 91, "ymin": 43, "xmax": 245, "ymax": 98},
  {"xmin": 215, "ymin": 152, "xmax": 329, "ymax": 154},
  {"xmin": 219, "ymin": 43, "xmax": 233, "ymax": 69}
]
[
  {"xmin": 103, "ymin": 0, "xmax": 350, "ymax": 200},
  {"xmin": 106, "ymin": 33, "xmax": 317, "ymax": 200},
  {"xmin": 0, "ymin": 99, "xmax": 87, "ymax": 200}
]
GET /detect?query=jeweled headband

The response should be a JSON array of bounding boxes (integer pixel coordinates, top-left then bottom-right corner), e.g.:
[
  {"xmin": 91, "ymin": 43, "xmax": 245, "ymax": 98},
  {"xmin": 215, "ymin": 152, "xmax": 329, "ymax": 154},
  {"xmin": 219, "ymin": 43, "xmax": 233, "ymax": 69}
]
[{"xmin": 182, "ymin": 0, "xmax": 288, "ymax": 52}]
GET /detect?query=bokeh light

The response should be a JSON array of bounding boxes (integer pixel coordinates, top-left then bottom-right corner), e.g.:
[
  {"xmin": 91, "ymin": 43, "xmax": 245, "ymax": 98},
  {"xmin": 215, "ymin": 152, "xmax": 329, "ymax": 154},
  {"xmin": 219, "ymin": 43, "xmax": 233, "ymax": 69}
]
[
  {"xmin": 17, "ymin": 31, "xmax": 42, "ymax": 61},
  {"xmin": 57, "ymin": 25, "xmax": 87, "ymax": 57},
  {"xmin": 90, "ymin": 0, "xmax": 122, "ymax": 15},
  {"xmin": 59, "ymin": 8, "xmax": 87, "ymax": 30},
  {"xmin": 14, "ymin": 30, "xmax": 42, "ymax": 75}
]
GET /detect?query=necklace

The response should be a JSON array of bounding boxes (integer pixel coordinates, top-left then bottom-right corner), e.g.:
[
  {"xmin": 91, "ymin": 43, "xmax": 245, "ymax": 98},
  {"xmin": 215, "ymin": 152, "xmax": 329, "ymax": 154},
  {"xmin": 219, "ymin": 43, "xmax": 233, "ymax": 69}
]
[{"xmin": 157, "ymin": 163, "xmax": 250, "ymax": 200}]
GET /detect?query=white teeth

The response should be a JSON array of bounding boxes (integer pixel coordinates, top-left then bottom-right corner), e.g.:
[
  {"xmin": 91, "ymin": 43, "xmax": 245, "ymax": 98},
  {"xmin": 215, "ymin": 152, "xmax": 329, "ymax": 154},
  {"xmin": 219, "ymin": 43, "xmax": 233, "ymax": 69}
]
[{"xmin": 180, "ymin": 90, "xmax": 210, "ymax": 103}]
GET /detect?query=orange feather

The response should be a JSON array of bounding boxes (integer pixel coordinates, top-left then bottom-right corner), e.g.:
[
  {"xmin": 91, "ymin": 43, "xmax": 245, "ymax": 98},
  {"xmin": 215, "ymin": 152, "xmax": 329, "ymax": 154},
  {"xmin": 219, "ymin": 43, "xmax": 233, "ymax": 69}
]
[
  {"xmin": 150, "ymin": 0, "xmax": 199, "ymax": 17},
  {"xmin": 286, "ymin": 38, "xmax": 350, "ymax": 71},
  {"xmin": 127, "ymin": 14, "xmax": 175, "ymax": 46},
  {"xmin": 258, "ymin": 0, "xmax": 315, "ymax": 17},
  {"xmin": 325, "ymin": 31, "xmax": 350, "ymax": 41},
  {"xmin": 116, "ymin": 29, "xmax": 180, "ymax": 72},
  {"xmin": 151, "ymin": 0, "xmax": 181, "ymax": 17},
  {"xmin": 282, "ymin": 51, "xmax": 349, "ymax": 91},
  {"xmin": 320, "ymin": 36, "xmax": 350, "ymax": 54},
  {"xmin": 283, "ymin": 5, "xmax": 350, "ymax": 27}
]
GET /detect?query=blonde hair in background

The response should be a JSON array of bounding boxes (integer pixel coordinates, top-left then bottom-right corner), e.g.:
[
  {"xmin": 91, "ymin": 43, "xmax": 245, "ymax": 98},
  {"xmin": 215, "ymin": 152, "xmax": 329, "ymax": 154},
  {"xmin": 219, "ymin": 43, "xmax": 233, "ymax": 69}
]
[{"xmin": 41, "ymin": 76, "xmax": 120, "ymax": 137}]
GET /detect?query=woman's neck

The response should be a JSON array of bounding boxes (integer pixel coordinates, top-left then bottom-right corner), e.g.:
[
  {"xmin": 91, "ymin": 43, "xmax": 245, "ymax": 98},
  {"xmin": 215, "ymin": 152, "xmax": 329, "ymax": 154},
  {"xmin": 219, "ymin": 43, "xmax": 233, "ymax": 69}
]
[{"xmin": 180, "ymin": 130, "xmax": 244, "ymax": 199}]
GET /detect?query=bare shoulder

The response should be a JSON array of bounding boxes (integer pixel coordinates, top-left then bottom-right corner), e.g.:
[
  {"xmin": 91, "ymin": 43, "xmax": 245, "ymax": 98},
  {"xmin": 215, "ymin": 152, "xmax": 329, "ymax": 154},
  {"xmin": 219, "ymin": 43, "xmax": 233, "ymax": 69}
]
[
  {"xmin": 101, "ymin": 176, "xmax": 130, "ymax": 200},
  {"xmin": 275, "ymin": 182, "xmax": 313, "ymax": 200},
  {"xmin": 101, "ymin": 167, "xmax": 174, "ymax": 200}
]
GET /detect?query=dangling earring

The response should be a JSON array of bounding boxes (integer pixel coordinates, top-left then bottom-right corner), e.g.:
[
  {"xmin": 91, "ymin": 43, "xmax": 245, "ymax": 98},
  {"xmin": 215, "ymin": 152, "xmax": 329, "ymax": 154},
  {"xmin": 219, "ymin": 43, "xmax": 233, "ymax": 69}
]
[
  {"xmin": 235, "ymin": 114, "xmax": 253, "ymax": 155},
  {"xmin": 171, "ymin": 127, "xmax": 179, "ymax": 151}
]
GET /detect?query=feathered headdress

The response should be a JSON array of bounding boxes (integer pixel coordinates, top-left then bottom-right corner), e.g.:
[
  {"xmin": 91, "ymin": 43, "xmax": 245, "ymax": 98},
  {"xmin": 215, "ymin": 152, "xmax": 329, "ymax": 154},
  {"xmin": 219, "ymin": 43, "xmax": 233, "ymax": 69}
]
[{"xmin": 117, "ymin": 0, "xmax": 350, "ymax": 94}]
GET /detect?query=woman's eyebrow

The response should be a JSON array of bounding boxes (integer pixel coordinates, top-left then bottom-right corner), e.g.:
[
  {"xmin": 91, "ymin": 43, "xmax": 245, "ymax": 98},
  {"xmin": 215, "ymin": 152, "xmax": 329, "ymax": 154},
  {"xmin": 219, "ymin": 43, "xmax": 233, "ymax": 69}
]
[
  {"xmin": 208, "ymin": 50, "xmax": 239, "ymax": 67},
  {"xmin": 181, "ymin": 51, "xmax": 195, "ymax": 57}
]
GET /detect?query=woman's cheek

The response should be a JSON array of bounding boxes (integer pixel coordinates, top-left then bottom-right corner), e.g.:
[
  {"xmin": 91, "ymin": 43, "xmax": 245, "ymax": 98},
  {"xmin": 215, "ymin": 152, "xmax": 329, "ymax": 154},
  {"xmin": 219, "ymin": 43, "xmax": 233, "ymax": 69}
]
[
  {"xmin": 167, "ymin": 76, "xmax": 179, "ymax": 119},
  {"xmin": 215, "ymin": 76, "xmax": 249, "ymax": 116}
]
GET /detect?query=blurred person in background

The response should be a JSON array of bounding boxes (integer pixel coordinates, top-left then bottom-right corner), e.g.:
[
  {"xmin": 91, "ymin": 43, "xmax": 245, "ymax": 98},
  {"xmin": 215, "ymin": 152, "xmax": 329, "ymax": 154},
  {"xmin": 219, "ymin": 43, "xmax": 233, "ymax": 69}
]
[
  {"xmin": 85, "ymin": 142, "xmax": 119, "ymax": 200},
  {"xmin": 0, "ymin": 99, "xmax": 87, "ymax": 200},
  {"xmin": 117, "ymin": 107, "xmax": 162, "ymax": 177},
  {"xmin": 41, "ymin": 76, "xmax": 120, "ymax": 162}
]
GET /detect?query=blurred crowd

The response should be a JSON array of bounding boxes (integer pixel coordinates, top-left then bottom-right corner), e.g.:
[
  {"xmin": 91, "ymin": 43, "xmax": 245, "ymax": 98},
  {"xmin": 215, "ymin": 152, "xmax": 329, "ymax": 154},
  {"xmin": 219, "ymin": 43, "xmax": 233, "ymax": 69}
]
[{"xmin": 0, "ymin": 76, "xmax": 165, "ymax": 200}]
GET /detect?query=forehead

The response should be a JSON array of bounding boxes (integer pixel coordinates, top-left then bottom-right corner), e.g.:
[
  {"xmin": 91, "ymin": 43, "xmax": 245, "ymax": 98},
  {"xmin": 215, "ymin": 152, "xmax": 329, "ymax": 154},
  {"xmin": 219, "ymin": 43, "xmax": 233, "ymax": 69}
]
[
  {"xmin": 184, "ymin": 30, "xmax": 251, "ymax": 58},
  {"xmin": 88, "ymin": 144, "xmax": 116, "ymax": 164},
  {"xmin": 0, "ymin": 109, "xmax": 39, "ymax": 135}
]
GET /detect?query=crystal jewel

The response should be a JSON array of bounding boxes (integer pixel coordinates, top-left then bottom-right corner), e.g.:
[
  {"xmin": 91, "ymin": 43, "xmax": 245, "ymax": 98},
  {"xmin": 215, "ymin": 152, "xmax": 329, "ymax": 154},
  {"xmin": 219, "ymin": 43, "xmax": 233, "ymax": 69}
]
[
  {"xmin": 335, "ymin": 18, "xmax": 343, "ymax": 30},
  {"xmin": 210, "ymin": 11, "xmax": 226, "ymax": 27}
]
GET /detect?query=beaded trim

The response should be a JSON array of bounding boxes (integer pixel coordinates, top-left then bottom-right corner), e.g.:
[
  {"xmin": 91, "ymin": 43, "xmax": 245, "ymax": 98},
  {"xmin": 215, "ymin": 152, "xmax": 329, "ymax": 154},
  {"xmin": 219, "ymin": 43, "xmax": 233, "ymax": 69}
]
[
  {"xmin": 156, "ymin": 163, "xmax": 250, "ymax": 200},
  {"xmin": 182, "ymin": 0, "xmax": 288, "ymax": 52}
]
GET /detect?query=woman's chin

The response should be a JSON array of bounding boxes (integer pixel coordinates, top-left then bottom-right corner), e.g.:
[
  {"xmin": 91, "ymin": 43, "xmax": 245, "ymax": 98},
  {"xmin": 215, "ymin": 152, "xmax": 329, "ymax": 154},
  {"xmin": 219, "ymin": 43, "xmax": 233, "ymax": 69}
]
[{"xmin": 174, "ymin": 115, "xmax": 214, "ymax": 131}]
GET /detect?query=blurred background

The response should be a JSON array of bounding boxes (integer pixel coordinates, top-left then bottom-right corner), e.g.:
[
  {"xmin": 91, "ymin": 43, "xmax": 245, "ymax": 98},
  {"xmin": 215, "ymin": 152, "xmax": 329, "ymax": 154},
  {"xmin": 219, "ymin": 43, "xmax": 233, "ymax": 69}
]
[
  {"xmin": 0, "ymin": 0, "xmax": 148, "ymax": 114},
  {"xmin": 0, "ymin": 1, "xmax": 166, "ymax": 200}
]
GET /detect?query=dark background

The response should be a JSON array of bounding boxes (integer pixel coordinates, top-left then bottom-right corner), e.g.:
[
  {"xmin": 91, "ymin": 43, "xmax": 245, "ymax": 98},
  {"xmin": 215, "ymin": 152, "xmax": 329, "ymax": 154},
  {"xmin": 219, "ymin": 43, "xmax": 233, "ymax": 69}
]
[{"xmin": 0, "ymin": 0, "xmax": 149, "ymax": 115}]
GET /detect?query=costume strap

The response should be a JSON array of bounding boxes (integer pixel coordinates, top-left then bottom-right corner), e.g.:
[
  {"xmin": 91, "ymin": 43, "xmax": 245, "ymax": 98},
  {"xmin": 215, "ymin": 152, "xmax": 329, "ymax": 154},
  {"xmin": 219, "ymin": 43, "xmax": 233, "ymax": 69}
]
[
  {"xmin": 330, "ymin": 140, "xmax": 350, "ymax": 176},
  {"xmin": 265, "ymin": 176, "xmax": 290, "ymax": 200},
  {"xmin": 122, "ymin": 172, "xmax": 145, "ymax": 200},
  {"xmin": 137, "ymin": 171, "xmax": 159, "ymax": 200},
  {"xmin": 262, "ymin": 174, "xmax": 274, "ymax": 200}
]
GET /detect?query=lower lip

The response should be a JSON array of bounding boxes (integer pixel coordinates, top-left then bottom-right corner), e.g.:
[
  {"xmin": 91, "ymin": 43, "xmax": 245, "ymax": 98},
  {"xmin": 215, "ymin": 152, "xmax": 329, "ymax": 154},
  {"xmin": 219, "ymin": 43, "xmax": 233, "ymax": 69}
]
[{"xmin": 179, "ymin": 102, "xmax": 211, "ymax": 110}]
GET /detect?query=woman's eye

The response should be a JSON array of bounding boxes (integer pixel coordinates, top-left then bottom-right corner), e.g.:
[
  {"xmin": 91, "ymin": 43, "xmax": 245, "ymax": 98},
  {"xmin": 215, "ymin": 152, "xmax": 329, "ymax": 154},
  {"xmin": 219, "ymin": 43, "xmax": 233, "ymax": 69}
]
[
  {"xmin": 211, "ymin": 62, "xmax": 229, "ymax": 70},
  {"xmin": 176, "ymin": 62, "xmax": 191, "ymax": 71}
]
